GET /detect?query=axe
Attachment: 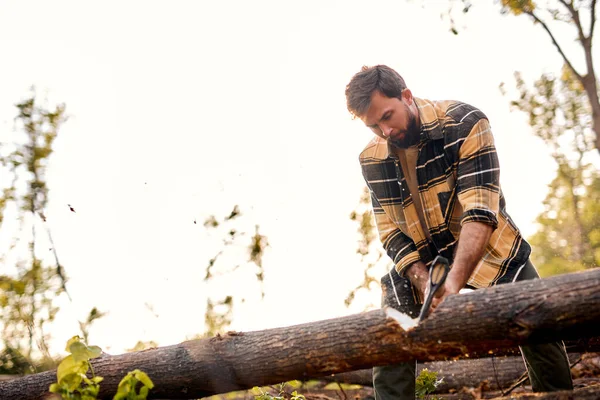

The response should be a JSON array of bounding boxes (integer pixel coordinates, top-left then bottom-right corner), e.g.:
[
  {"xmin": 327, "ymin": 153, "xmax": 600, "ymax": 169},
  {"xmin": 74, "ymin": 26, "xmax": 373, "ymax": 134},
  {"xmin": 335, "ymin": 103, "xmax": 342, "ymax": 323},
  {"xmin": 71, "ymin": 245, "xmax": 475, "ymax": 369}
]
[{"xmin": 417, "ymin": 255, "xmax": 450, "ymax": 323}]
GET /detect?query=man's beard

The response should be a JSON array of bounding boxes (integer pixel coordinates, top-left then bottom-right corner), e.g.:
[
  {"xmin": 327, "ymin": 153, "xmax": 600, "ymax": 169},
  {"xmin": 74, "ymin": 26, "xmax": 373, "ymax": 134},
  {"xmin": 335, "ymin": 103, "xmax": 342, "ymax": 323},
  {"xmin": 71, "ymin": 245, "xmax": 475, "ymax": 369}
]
[{"xmin": 389, "ymin": 111, "xmax": 420, "ymax": 149}]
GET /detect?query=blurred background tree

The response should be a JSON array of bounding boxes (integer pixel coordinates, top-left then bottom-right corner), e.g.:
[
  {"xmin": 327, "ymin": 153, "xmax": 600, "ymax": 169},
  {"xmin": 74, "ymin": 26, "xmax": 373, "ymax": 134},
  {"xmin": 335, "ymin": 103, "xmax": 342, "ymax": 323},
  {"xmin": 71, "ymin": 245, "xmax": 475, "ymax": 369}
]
[
  {"xmin": 0, "ymin": 89, "xmax": 68, "ymax": 374},
  {"xmin": 505, "ymin": 65, "xmax": 600, "ymax": 275},
  {"xmin": 0, "ymin": 91, "xmax": 106, "ymax": 375},
  {"xmin": 201, "ymin": 205, "xmax": 269, "ymax": 337},
  {"xmin": 345, "ymin": 187, "xmax": 387, "ymax": 310}
]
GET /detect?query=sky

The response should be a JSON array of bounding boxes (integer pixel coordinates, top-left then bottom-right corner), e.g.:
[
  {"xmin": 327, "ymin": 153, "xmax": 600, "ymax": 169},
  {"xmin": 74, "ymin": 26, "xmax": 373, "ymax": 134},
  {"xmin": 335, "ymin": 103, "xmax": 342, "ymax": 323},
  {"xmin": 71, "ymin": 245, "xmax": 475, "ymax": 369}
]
[{"xmin": 0, "ymin": 0, "xmax": 587, "ymax": 356}]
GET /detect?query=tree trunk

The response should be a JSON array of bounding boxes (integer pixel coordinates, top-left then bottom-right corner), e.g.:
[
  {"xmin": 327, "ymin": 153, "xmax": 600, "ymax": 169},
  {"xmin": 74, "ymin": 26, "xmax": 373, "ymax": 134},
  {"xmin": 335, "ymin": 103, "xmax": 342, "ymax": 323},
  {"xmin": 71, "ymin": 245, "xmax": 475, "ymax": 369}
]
[
  {"xmin": 2, "ymin": 268, "xmax": 600, "ymax": 400},
  {"xmin": 582, "ymin": 73, "xmax": 600, "ymax": 155}
]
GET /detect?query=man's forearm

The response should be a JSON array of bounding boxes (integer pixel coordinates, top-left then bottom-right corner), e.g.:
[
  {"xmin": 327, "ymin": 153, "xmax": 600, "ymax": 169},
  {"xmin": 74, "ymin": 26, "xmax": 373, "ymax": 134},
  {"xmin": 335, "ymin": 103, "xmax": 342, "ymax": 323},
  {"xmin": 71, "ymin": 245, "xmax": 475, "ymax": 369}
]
[{"xmin": 447, "ymin": 221, "xmax": 494, "ymax": 293}]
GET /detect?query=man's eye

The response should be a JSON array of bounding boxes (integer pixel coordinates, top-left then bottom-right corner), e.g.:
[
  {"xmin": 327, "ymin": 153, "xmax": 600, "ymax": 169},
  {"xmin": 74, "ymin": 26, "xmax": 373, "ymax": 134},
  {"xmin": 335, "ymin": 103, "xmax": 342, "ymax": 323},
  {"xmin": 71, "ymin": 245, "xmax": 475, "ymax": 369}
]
[{"xmin": 381, "ymin": 113, "xmax": 391, "ymax": 121}]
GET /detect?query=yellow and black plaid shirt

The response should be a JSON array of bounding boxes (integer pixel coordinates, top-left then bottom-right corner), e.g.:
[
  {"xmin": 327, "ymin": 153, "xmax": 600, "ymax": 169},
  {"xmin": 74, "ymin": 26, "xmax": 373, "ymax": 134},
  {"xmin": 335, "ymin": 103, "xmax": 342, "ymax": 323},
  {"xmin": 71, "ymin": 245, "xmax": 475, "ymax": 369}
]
[{"xmin": 359, "ymin": 98, "xmax": 531, "ymax": 288}]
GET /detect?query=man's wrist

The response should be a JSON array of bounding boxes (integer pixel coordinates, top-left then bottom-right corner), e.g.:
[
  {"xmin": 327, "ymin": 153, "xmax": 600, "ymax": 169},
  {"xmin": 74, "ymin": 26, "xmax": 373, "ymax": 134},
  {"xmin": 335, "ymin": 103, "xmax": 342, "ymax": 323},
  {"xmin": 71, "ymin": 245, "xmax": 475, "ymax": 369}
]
[
  {"xmin": 406, "ymin": 261, "xmax": 428, "ymax": 286},
  {"xmin": 446, "ymin": 265, "xmax": 468, "ymax": 294}
]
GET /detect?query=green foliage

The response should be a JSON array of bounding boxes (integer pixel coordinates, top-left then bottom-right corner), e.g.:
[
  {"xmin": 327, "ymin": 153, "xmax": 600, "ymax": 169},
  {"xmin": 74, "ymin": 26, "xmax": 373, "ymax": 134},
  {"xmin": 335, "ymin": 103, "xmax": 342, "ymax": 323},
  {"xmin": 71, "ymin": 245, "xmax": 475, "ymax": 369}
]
[
  {"xmin": 0, "ymin": 346, "xmax": 38, "ymax": 375},
  {"xmin": 415, "ymin": 368, "xmax": 443, "ymax": 400},
  {"xmin": 252, "ymin": 383, "xmax": 305, "ymax": 400},
  {"xmin": 248, "ymin": 225, "xmax": 269, "ymax": 288},
  {"xmin": 510, "ymin": 66, "xmax": 593, "ymax": 156},
  {"xmin": 202, "ymin": 205, "xmax": 269, "ymax": 336},
  {"xmin": 530, "ymin": 171, "xmax": 600, "ymax": 276},
  {"xmin": 49, "ymin": 336, "xmax": 154, "ymax": 400},
  {"xmin": 0, "ymin": 89, "xmax": 68, "ymax": 372},
  {"xmin": 126, "ymin": 341, "xmax": 158, "ymax": 353},
  {"xmin": 346, "ymin": 186, "xmax": 389, "ymax": 309},
  {"xmin": 500, "ymin": 0, "xmax": 536, "ymax": 15},
  {"xmin": 113, "ymin": 370, "xmax": 154, "ymax": 400},
  {"xmin": 78, "ymin": 308, "xmax": 107, "ymax": 345},
  {"xmin": 349, "ymin": 187, "xmax": 378, "ymax": 258},
  {"xmin": 204, "ymin": 296, "xmax": 233, "ymax": 338}
]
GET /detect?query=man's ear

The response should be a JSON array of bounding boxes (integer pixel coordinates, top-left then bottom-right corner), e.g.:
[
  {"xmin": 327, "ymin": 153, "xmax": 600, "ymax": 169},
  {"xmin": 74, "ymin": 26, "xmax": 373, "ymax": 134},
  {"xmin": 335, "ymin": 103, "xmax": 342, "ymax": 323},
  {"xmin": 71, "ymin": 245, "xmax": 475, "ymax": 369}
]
[{"xmin": 402, "ymin": 88, "xmax": 414, "ymax": 105}]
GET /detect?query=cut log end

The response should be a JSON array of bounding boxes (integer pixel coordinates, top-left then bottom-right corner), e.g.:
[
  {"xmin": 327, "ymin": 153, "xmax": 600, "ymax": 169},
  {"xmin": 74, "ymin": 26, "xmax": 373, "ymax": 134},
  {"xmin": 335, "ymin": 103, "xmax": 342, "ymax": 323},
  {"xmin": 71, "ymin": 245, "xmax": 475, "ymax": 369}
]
[{"xmin": 384, "ymin": 307, "xmax": 419, "ymax": 331}]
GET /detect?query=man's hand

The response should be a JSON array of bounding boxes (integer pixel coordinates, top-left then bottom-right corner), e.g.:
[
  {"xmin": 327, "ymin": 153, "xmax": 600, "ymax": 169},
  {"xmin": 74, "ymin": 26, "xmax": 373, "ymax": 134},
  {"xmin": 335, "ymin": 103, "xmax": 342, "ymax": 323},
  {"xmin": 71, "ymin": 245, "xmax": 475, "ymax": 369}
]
[
  {"xmin": 430, "ymin": 277, "xmax": 461, "ymax": 310},
  {"xmin": 405, "ymin": 260, "xmax": 429, "ymax": 303}
]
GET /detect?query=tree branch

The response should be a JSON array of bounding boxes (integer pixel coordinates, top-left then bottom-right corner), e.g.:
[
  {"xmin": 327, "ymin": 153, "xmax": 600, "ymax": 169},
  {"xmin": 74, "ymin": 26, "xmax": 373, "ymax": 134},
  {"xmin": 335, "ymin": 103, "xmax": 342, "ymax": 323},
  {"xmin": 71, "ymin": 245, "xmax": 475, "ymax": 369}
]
[
  {"xmin": 525, "ymin": 10, "xmax": 584, "ymax": 83},
  {"xmin": 591, "ymin": 0, "xmax": 598, "ymax": 37},
  {"xmin": 558, "ymin": 0, "xmax": 587, "ymax": 43}
]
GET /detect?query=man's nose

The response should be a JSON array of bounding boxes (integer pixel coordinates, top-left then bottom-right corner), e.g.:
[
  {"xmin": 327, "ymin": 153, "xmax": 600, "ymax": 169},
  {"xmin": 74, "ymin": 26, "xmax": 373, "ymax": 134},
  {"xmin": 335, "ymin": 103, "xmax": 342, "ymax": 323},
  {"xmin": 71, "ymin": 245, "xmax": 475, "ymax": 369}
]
[{"xmin": 380, "ymin": 124, "xmax": 392, "ymax": 138}]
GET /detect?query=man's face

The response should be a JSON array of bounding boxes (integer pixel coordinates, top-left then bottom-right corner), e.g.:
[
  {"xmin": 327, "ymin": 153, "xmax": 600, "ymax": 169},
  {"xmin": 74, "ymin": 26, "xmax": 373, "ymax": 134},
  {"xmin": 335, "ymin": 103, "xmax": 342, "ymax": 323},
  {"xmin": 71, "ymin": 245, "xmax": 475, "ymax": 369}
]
[{"xmin": 362, "ymin": 90, "xmax": 420, "ymax": 148}]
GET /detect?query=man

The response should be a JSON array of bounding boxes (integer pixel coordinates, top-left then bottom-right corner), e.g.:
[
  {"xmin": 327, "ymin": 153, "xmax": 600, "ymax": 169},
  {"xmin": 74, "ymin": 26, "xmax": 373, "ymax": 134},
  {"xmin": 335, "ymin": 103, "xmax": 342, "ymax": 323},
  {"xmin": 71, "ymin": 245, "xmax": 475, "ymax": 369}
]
[{"xmin": 345, "ymin": 65, "xmax": 573, "ymax": 399}]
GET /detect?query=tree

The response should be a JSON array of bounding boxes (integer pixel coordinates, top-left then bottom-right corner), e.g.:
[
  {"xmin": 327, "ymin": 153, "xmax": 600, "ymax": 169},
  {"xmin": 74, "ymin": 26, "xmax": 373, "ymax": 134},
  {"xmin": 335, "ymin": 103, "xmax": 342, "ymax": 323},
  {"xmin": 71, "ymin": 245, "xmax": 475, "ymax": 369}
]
[
  {"xmin": 505, "ymin": 65, "xmax": 600, "ymax": 275},
  {"xmin": 445, "ymin": 0, "xmax": 600, "ymax": 154},
  {"xmin": 0, "ymin": 89, "xmax": 68, "ymax": 374}
]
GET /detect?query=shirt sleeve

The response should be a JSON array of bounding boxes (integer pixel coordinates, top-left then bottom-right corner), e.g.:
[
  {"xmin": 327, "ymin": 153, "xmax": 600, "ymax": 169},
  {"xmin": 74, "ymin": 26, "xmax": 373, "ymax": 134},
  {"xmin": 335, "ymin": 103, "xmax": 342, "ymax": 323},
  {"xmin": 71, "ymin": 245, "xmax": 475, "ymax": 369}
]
[
  {"xmin": 456, "ymin": 118, "xmax": 500, "ymax": 229},
  {"xmin": 367, "ymin": 187, "xmax": 421, "ymax": 276}
]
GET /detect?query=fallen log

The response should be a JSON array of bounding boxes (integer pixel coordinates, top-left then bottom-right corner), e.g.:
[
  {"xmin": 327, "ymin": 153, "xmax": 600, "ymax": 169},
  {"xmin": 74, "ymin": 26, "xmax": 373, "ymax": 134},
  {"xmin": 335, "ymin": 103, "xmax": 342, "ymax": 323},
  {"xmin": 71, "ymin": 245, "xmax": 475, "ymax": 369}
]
[
  {"xmin": 326, "ymin": 353, "xmax": 595, "ymax": 391},
  {"xmin": 1, "ymin": 267, "xmax": 600, "ymax": 400},
  {"xmin": 329, "ymin": 356, "xmax": 536, "ymax": 391}
]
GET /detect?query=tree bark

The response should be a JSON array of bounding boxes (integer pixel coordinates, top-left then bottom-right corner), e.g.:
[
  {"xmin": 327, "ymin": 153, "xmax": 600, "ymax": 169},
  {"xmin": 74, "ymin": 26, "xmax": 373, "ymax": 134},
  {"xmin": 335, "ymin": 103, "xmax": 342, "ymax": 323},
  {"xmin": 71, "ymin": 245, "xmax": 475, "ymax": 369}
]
[{"xmin": 1, "ymin": 268, "xmax": 600, "ymax": 400}]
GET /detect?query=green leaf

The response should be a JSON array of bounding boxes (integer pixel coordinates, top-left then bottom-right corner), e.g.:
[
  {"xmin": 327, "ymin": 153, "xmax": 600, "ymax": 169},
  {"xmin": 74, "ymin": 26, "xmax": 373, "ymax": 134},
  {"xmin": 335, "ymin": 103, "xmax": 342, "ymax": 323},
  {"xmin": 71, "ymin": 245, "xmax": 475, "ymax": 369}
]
[
  {"xmin": 56, "ymin": 355, "xmax": 88, "ymax": 383},
  {"xmin": 133, "ymin": 370, "xmax": 154, "ymax": 389},
  {"xmin": 69, "ymin": 341, "xmax": 89, "ymax": 362},
  {"xmin": 62, "ymin": 372, "xmax": 84, "ymax": 392},
  {"xmin": 69, "ymin": 340, "xmax": 102, "ymax": 363},
  {"xmin": 65, "ymin": 336, "xmax": 82, "ymax": 352},
  {"xmin": 139, "ymin": 386, "xmax": 149, "ymax": 398},
  {"xmin": 87, "ymin": 345, "xmax": 102, "ymax": 359}
]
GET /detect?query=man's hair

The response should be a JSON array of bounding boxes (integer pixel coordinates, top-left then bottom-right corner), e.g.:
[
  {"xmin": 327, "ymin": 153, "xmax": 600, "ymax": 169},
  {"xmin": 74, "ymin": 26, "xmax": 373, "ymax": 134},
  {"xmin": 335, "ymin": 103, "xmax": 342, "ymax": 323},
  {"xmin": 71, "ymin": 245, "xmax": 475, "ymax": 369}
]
[{"xmin": 345, "ymin": 65, "xmax": 407, "ymax": 119}]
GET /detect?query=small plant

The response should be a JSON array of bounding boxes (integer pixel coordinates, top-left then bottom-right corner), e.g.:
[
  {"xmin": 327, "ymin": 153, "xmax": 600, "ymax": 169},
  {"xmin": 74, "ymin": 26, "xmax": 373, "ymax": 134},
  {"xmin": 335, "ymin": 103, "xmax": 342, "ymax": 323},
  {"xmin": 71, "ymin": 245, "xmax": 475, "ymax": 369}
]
[
  {"xmin": 49, "ymin": 336, "xmax": 104, "ymax": 400},
  {"xmin": 252, "ymin": 383, "xmax": 306, "ymax": 400},
  {"xmin": 113, "ymin": 369, "xmax": 154, "ymax": 400},
  {"xmin": 416, "ymin": 368, "xmax": 443, "ymax": 400},
  {"xmin": 49, "ymin": 336, "xmax": 154, "ymax": 400}
]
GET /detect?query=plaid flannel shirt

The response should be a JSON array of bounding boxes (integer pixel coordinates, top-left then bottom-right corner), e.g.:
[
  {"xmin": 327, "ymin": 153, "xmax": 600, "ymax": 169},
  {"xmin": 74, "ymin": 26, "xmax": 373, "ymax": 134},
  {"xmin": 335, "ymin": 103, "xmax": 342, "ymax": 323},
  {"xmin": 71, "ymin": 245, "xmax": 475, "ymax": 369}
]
[{"xmin": 359, "ymin": 98, "xmax": 531, "ymax": 288}]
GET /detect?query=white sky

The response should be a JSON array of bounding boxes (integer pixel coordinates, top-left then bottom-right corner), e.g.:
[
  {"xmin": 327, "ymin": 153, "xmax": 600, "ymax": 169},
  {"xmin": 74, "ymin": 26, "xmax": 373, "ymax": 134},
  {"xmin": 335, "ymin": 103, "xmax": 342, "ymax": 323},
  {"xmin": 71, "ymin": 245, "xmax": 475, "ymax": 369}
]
[{"xmin": 0, "ymin": 0, "xmax": 587, "ymax": 356}]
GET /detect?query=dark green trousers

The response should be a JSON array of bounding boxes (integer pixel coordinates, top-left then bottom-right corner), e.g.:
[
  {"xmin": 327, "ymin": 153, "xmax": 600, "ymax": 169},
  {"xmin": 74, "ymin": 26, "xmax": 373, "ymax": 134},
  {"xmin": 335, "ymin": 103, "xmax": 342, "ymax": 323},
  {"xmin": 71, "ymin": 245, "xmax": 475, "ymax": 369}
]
[{"xmin": 373, "ymin": 260, "xmax": 573, "ymax": 399}]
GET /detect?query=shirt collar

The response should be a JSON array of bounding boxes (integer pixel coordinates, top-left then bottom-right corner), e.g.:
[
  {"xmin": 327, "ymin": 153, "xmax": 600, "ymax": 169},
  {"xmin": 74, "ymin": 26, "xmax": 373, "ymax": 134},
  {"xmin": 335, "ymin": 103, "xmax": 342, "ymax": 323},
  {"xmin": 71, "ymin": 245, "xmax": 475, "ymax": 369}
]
[
  {"xmin": 415, "ymin": 97, "xmax": 444, "ymax": 142},
  {"xmin": 384, "ymin": 97, "xmax": 443, "ymax": 159}
]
